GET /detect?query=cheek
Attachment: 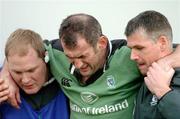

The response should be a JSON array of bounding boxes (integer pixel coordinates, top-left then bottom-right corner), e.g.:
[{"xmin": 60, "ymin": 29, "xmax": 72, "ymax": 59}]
[
  {"xmin": 140, "ymin": 48, "xmax": 153, "ymax": 60},
  {"xmin": 143, "ymin": 54, "xmax": 157, "ymax": 66},
  {"xmin": 35, "ymin": 69, "xmax": 47, "ymax": 83},
  {"xmin": 86, "ymin": 55, "xmax": 96, "ymax": 64},
  {"xmin": 66, "ymin": 57, "xmax": 73, "ymax": 63}
]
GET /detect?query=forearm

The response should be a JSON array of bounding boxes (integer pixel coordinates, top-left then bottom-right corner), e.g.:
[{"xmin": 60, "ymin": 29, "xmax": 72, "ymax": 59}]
[
  {"xmin": 0, "ymin": 59, "xmax": 10, "ymax": 78},
  {"xmin": 0, "ymin": 59, "xmax": 10, "ymax": 103},
  {"xmin": 158, "ymin": 90, "xmax": 180, "ymax": 119},
  {"xmin": 0, "ymin": 59, "xmax": 21, "ymax": 108},
  {"xmin": 164, "ymin": 45, "xmax": 180, "ymax": 68}
]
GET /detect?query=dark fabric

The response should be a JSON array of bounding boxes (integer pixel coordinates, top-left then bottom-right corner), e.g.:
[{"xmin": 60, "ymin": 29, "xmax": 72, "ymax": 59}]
[
  {"xmin": 134, "ymin": 68, "xmax": 180, "ymax": 119},
  {"xmin": 0, "ymin": 88, "xmax": 69, "ymax": 119},
  {"xmin": 21, "ymin": 80, "xmax": 61, "ymax": 110}
]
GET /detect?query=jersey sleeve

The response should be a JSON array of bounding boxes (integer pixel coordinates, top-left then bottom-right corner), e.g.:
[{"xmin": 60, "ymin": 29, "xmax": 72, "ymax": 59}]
[{"xmin": 158, "ymin": 69, "xmax": 180, "ymax": 119}]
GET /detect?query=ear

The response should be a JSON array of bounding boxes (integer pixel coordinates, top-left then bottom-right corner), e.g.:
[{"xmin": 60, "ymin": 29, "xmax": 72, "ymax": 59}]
[
  {"xmin": 157, "ymin": 35, "xmax": 168, "ymax": 52},
  {"xmin": 97, "ymin": 36, "xmax": 108, "ymax": 49}
]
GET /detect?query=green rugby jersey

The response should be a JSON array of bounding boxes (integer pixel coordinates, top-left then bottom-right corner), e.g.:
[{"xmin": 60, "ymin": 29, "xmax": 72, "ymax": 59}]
[{"xmin": 45, "ymin": 39, "xmax": 142, "ymax": 119}]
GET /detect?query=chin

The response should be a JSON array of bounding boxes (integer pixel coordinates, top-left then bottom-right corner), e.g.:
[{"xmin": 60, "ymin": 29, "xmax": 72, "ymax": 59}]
[
  {"xmin": 24, "ymin": 89, "xmax": 39, "ymax": 94},
  {"xmin": 80, "ymin": 70, "xmax": 90, "ymax": 76},
  {"xmin": 140, "ymin": 70, "xmax": 147, "ymax": 76}
]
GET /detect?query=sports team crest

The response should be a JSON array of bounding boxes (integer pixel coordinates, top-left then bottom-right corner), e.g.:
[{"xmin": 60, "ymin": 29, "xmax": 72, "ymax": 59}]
[{"xmin": 106, "ymin": 75, "xmax": 116, "ymax": 88}]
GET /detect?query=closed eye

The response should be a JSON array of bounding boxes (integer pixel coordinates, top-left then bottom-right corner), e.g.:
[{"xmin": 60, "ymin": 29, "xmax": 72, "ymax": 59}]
[
  {"xmin": 134, "ymin": 46, "xmax": 144, "ymax": 50},
  {"xmin": 14, "ymin": 71, "xmax": 22, "ymax": 75}
]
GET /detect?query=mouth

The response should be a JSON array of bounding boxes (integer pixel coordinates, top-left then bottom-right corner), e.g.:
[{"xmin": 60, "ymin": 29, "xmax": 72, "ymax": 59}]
[
  {"xmin": 137, "ymin": 63, "xmax": 146, "ymax": 69},
  {"xmin": 24, "ymin": 84, "xmax": 34, "ymax": 89},
  {"xmin": 80, "ymin": 65, "xmax": 89, "ymax": 72},
  {"xmin": 137, "ymin": 62, "xmax": 148, "ymax": 74}
]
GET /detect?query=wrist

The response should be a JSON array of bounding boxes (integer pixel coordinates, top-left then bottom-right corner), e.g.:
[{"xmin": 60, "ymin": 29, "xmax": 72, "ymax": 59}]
[{"xmin": 155, "ymin": 87, "xmax": 171, "ymax": 99}]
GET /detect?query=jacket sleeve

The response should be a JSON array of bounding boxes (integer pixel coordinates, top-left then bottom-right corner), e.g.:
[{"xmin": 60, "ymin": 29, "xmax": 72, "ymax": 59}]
[
  {"xmin": 44, "ymin": 39, "xmax": 64, "ymax": 51},
  {"xmin": 158, "ymin": 69, "xmax": 180, "ymax": 119}
]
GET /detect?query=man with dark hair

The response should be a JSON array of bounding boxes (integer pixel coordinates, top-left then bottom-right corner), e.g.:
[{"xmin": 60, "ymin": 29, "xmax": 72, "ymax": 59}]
[
  {"xmin": 44, "ymin": 13, "xmax": 180, "ymax": 119},
  {"xmin": 45, "ymin": 13, "xmax": 141, "ymax": 119},
  {"xmin": 125, "ymin": 10, "xmax": 180, "ymax": 119},
  {"xmin": 1, "ymin": 13, "xmax": 180, "ymax": 119}
]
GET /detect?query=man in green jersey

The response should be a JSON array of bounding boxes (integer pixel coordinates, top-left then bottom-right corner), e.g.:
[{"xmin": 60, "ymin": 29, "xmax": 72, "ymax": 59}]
[
  {"xmin": 44, "ymin": 14, "xmax": 141, "ymax": 118},
  {"xmin": 44, "ymin": 13, "xmax": 180, "ymax": 119},
  {"xmin": 125, "ymin": 10, "xmax": 180, "ymax": 119},
  {"xmin": 1, "ymin": 13, "xmax": 180, "ymax": 119}
]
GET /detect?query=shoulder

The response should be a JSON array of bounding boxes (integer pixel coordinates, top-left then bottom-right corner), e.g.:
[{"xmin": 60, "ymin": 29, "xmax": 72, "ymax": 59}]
[
  {"xmin": 44, "ymin": 39, "xmax": 63, "ymax": 51},
  {"xmin": 111, "ymin": 39, "xmax": 127, "ymax": 47},
  {"xmin": 110, "ymin": 39, "xmax": 127, "ymax": 54}
]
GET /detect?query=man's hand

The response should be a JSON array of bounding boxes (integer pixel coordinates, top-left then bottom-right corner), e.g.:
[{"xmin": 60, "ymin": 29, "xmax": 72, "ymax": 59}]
[
  {"xmin": 2, "ymin": 72, "xmax": 21, "ymax": 108},
  {"xmin": 160, "ymin": 45, "xmax": 180, "ymax": 68},
  {"xmin": 0, "ymin": 60, "xmax": 21, "ymax": 108},
  {"xmin": 0, "ymin": 78, "xmax": 9, "ymax": 103},
  {"xmin": 144, "ymin": 62, "xmax": 175, "ymax": 99}
]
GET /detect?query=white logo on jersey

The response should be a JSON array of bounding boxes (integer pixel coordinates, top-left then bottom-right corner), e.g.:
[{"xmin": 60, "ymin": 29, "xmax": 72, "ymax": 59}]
[
  {"xmin": 80, "ymin": 92, "xmax": 99, "ymax": 104},
  {"xmin": 150, "ymin": 95, "xmax": 158, "ymax": 106},
  {"xmin": 71, "ymin": 99, "xmax": 129, "ymax": 115},
  {"xmin": 106, "ymin": 75, "xmax": 116, "ymax": 88}
]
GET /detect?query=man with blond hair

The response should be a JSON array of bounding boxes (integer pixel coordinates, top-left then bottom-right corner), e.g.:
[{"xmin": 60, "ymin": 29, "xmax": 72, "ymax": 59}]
[{"xmin": 0, "ymin": 29, "xmax": 69, "ymax": 119}]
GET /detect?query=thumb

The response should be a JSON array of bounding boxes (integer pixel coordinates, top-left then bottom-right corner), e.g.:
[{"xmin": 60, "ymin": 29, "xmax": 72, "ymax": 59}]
[
  {"xmin": 16, "ymin": 90, "xmax": 21, "ymax": 104},
  {"xmin": 8, "ymin": 93, "xmax": 20, "ymax": 109},
  {"xmin": 167, "ymin": 68, "xmax": 175, "ymax": 81},
  {"xmin": 168, "ymin": 68, "xmax": 175, "ymax": 75}
]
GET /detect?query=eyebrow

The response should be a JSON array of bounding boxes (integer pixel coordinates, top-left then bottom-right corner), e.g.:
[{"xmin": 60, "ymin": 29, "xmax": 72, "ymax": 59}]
[
  {"xmin": 66, "ymin": 55, "xmax": 84, "ymax": 59},
  {"xmin": 11, "ymin": 66, "xmax": 37, "ymax": 73}
]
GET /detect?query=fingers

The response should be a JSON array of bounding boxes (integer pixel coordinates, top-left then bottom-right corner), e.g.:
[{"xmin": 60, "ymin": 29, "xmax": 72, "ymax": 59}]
[
  {"xmin": 144, "ymin": 77, "xmax": 150, "ymax": 89},
  {"xmin": 153, "ymin": 61, "xmax": 171, "ymax": 72},
  {"xmin": 7, "ymin": 86, "xmax": 21, "ymax": 109},
  {"xmin": 150, "ymin": 62, "xmax": 163, "ymax": 72},
  {"xmin": 0, "ymin": 95, "xmax": 8, "ymax": 103},
  {"xmin": 0, "ymin": 78, "xmax": 9, "ymax": 103},
  {"xmin": 168, "ymin": 67, "xmax": 175, "ymax": 75},
  {"xmin": 167, "ymin": 67, "xmax": 175, "ymax": 83},
  {"xmin": 148, "ymin": 66, "xmax": 156, "ymax": 80},
  {"xmin": 8, "ymin": 94, "xmax": 20, "ymax": 109},
  {"xmin": 0, "ymin": 90, "xmax": 9, "ymax": 98},
  {"xmin": 145, "ymin": 74, "xmax": 154, "ymax": 94},
  {"xmin": 16, "ymin": 90, "xmax": 21, "ymax": 104},
  {"xmin": 0, "ymin": 78, "xmax": 3, "ymax": 84},
  {"xmin": 146, "ymin": 62, "xmax": 174, "ymax": 99},
  {"xmin": 0, "ymin": 82, "xmax": 9, "ymax": 92}
]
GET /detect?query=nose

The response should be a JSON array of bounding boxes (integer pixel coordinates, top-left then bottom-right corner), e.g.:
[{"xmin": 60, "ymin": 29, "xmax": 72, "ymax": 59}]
[
  {"xmin": 130, "ymin": 49, "xmax": 139, "ymax": 61},
  {"xmin": 21, "ymin": 73, "xmax": 30, "ymax": 84},
  {"xmin": 73, "ymin": 59, "xmax": 83, "ymax": 69}
]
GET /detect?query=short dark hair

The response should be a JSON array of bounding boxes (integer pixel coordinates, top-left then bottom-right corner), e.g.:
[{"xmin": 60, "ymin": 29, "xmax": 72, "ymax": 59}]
[
  {"xmin": 59, "ymin": 13, "xmax": 103, "ymax": 48},
  {"xmin": 125, "ymin": 10, "xmax": 173, "ymax": 41}
]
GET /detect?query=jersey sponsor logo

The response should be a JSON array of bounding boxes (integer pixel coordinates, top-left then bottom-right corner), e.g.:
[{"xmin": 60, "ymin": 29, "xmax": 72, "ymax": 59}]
[
  {"xmin": 150, "ymin": 95, "xmax": 158, "ymax": 106},
  {"xmin": 80, "ymin": 92, "xmax": 99, "ymax": 104},
  {"xmin": 61, "ymin": 77, "xmax": 72, "ymax": 87},
  {"xmin": 71, "ymin": 99, "xmax": 129, "ymax": 115},
  {"xmin": 106, "ymin": 75, "xmax": 116, "ymax": 88}
]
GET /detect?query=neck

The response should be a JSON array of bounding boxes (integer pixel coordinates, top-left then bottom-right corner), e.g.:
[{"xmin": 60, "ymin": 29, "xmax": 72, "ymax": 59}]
[
  {"xmin": 82, "ymin": 76, "xmax": 90, "ymax": 83},
  {"xmin": 160, "ymin": 48, "xmax": 173, "ymax": 59}
]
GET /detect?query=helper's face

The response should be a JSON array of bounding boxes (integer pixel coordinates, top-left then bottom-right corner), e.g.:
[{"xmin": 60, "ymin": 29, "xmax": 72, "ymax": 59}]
[
  {"xmin": 61, "ymin": 36, "xmax": 106, "ymax": 79},
  {"xmin": 8, "ymin": 46, "xmax": 47, "ymax": 94},
  {"xmin": 127, "ymin": 30, "xmax": 161, "ymax": 75}
]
